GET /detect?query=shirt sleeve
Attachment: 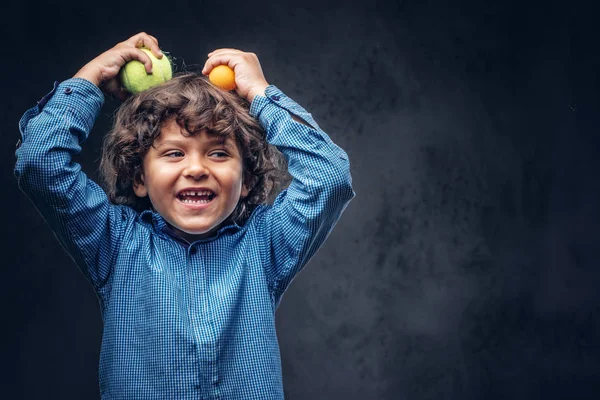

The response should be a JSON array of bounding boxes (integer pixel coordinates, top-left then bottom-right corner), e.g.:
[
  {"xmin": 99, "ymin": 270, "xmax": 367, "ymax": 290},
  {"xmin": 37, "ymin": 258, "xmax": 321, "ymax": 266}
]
[
  {"xmin": 14, "ymin": 78, "xmax": 125, "ymax": 293},
  {"xmin": 249, "ymin": 86, "xmax": 355, "ymax": 305}
]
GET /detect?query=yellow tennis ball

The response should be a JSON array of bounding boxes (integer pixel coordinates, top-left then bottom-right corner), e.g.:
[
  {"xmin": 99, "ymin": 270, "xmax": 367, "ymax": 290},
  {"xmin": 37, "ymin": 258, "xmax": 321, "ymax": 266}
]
[
  {"xmin": 119, "ymin": 48, "xmax": 172, "ymax": 94},
  {"xmin": 209, "ymin": 65, "xmax": 236, "ymax": 91}
]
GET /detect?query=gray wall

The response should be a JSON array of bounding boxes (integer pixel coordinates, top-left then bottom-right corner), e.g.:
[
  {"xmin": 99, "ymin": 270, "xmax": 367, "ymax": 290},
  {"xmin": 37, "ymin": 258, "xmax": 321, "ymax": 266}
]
[{"xmin": 3, "ymin": 0, "xmax": 599, "ymax": 398}]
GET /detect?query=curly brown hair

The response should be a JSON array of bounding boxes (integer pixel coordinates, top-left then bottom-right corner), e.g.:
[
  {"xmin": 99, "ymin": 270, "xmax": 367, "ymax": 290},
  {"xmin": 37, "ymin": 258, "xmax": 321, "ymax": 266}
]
[{"xmin": 99, "ymin": 72, "xmax": 290, "ymax": 224}]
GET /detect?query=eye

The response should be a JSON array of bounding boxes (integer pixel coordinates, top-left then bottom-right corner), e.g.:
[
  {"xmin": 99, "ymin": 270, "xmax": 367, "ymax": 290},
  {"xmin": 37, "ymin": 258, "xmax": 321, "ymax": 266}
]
[
  {"xmin": 210, "ymin": 151, "xmax": 229, "ymax": 158},
  {"xmin": 165, "ymin": 150, "xmax": 184, "ymax": 158}
]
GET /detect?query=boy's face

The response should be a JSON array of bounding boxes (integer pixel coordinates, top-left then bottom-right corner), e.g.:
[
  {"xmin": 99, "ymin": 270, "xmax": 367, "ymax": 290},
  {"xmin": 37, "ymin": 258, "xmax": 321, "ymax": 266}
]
[{"xmin": 133, "ymin": 118, "xmax": 249, "ymax": 241}]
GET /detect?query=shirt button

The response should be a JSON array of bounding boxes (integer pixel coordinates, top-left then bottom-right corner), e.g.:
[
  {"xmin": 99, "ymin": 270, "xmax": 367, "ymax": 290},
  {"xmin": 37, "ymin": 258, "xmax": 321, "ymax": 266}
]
[
  {"xmin": 64, "ymin": 87, "xmax": 73, "ymax": 94},
  {"xmin": 270, "ymin": 95, "xmax": 280, "ymax": 101},
  {"xmin": 189, "ymin": 247, "xmax": 197, "ymax": 255}
]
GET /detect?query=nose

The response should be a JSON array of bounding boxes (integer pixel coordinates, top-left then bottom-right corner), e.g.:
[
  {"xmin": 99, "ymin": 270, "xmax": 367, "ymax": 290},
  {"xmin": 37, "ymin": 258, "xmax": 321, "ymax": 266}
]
[{"xmin": 183, "ymin": 155, "xmax": 209, "ymax": 180}]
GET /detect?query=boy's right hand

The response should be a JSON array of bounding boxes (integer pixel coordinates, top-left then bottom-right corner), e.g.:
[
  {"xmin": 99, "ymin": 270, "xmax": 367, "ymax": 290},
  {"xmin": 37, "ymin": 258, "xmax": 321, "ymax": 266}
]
[{"xmin": 73, "ymin": 32, "xmax": 163, "ymax": 101}]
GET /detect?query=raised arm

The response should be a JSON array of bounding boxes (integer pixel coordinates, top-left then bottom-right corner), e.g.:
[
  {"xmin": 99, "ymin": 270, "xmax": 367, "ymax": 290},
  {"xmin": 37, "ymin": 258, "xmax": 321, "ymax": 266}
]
[
  {"xmin": 14, "ymin": 33, "xmax": 165, "ymax": 291},
  {"xmin": 250, "ymin": 90, "xmax": 354, "ymax": 304},
  {"xmin": 203, "ymin": 50, "xmax": 355, "ymax": 305}
]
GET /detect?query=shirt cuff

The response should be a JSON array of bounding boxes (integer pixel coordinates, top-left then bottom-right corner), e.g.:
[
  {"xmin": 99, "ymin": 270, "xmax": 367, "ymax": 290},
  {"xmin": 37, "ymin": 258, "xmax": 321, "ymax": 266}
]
[
  {"xmin": 249, "ymin": 85, "xmax": 321, "ymax": 131},
  {"xmin": 47, "ymin": 78, "xmax": 104, "ymax": 139},
  {"xmin": 49, "ymin": 78, "xmax": 105, "ymax": 128},
  {"xmin": 17, "ymin": 78, "xmax": 104, "ymax": 149},
  {"xmin": 36, "ymin": 78, "xmax": 104, "ymax": 113}
]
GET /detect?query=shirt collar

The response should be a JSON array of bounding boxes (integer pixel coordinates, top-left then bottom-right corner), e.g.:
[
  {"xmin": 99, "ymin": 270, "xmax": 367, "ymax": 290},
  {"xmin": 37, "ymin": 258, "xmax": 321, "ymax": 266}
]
[{"xmin": 139, "ymin": 209, "xmax": 241, "ymax": 245}]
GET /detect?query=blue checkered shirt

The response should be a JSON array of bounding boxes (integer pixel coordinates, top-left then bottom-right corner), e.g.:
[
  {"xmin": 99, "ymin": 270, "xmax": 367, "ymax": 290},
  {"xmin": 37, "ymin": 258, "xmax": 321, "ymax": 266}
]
[{"xmin": 15, "ymin": 78, "xmax": 354, "ymax": 399}]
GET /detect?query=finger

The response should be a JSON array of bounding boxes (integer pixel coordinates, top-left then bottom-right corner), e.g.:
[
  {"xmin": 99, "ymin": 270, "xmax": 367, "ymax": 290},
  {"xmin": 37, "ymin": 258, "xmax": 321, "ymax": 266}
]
[
  {"xmin": 207, "ymin": 48, "xmax": 243, "ymax": 57},
  {"xmin": 119, "ymin": 47, "xmax": 154, "ymax": 74},
  {"xmin": 133, "ymin": 47, "xmax": 154, "ymax": 73},
  {"xmin": 202, "ymin": 52, "xmax": 242, "ymax": 75},
  {"xmin": 115, "ymin": 87, "xmax": 131, "ymax": 102},
  {"xmin": 129, "ymin": 32, "xmax": 163, "ymax": 59},
  {"xmin": 103, "ymin": 78, "xmax": 121, "ymax": 97},
  {"xmin": 126, "ymin": 32, "xmax": 152, "ymax": 47},
  {"xmin": 104, "ymin": 77, "xmax": 132, "ymax": 101},
  {"xmin": 146, "ymin": 35, "xmax": 163, "ymax": 58}
]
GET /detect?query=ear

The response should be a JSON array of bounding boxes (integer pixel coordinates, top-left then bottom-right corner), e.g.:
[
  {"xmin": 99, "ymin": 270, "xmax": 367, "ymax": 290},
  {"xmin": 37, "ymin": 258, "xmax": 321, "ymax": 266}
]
[
  {"xmin": 241, "ymin": 172, "xmax": 253, "ymax": 199},
  {"xmin": 133, "ymin": 174, "xmax": 148, "ymax": 197},
  {"xmin": 241, "ymin": 183, "xmax": 249, "ymax": 199}
]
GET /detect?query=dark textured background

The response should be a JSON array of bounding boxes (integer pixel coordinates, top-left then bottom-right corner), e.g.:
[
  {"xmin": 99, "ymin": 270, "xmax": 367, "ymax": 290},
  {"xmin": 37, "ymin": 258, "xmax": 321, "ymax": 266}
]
[{"xmin": 2, "ymin": 0, "xmax": 599, "ymax": 398}]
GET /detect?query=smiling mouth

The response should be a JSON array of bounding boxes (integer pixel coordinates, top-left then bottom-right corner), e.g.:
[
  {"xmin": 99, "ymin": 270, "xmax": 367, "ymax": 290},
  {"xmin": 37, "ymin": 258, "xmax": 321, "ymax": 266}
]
[{"xmin": 177, "ymin": 190, "xmax": 216, "ymax": 204}]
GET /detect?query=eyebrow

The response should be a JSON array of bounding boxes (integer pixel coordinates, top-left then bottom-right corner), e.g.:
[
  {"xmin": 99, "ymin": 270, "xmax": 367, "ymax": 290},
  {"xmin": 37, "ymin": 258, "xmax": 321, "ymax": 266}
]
[{"xmin": 154, "ymin": 137, "xmax": 234, "ymax": 149}]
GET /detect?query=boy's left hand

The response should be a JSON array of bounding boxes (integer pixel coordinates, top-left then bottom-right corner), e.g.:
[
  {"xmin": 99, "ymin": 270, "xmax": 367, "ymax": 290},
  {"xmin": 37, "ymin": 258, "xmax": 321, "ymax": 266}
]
[{"xmin": 202, "ymin": 49, "xmax": 269, "ymax": 103}]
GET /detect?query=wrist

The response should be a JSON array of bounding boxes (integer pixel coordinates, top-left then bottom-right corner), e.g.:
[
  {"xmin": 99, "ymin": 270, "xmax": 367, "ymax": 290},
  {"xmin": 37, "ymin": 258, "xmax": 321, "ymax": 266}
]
[
  {"xmin": 247, "ymin": 82, "xmax": 268, "ymax": 103},
  {"xmin": 73, "ymin": 66, "xmax": 101, "ymax": 87}
]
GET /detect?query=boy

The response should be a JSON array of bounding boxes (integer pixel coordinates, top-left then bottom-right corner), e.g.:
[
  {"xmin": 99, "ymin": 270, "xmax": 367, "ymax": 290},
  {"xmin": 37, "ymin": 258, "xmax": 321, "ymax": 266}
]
[{"xmin": 15, "ymin": 32, "xmax": 354, "ymax": 399}]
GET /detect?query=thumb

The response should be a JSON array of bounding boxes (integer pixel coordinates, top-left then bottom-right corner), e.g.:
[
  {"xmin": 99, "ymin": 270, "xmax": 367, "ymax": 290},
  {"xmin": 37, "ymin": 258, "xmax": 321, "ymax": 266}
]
[{"xmin": 102, "ymin": 78, "xmax": 130, "ymax": 102}]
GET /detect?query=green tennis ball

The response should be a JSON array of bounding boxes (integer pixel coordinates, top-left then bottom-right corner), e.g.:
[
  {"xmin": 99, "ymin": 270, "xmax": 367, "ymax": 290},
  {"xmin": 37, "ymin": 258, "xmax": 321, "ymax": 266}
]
[{"xmin": 119, "ymin": 48, "xmax": 172, "ymax": 94}]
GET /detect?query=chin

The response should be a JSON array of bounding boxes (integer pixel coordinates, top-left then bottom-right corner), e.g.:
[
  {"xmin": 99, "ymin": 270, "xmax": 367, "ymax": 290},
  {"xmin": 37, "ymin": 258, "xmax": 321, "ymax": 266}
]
[
  {"xmin": 169, "ymin": 221, "xmax": 210, "ymax": 234},
  {"xmin": 182, "ymin": 226, "xmax": 217, "ymax": 235},
  {"xmin": 179, "ymin": 220, "xmax": 227, "ymax": 236},
  {"xmin": 170, "ymin": 214, "xmax": 235, "ymax": 240}
]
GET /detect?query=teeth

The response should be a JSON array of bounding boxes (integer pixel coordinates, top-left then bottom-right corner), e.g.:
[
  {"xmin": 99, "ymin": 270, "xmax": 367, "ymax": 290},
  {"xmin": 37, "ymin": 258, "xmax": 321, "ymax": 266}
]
[
  {"xmin": 180, "ymin": 190, "xmax": 213, "ymax": 196},
  {"xmin": 181, "ymin": 198, "xmax": 211, "ymax": 204},
  {"xmin": 178, "ymin": 189, "xmax": 214, "ymax": 204}
]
